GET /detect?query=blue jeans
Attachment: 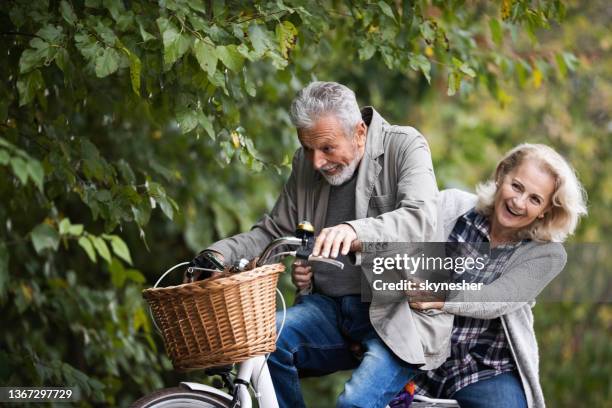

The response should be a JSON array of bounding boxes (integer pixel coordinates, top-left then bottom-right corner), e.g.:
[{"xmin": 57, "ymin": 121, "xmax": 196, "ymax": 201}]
[
  {"xmin": 267, "ymin": 293, "xmax": 418, "ymax": 408},
  {"xmin": 452, "ymin": 371, "xmax": 527, "ymax": 408}
]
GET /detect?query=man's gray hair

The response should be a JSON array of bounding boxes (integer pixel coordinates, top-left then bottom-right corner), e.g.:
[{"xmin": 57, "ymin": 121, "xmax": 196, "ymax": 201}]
[{"xmin": 290, "ymin": 81, "xmax": 362, "ymax": 138}]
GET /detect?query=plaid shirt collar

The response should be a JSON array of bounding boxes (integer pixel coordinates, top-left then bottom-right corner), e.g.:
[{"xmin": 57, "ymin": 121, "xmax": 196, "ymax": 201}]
[{"xmin": 458, "ymin": 209, "xmax": 524, "ymax": 250}]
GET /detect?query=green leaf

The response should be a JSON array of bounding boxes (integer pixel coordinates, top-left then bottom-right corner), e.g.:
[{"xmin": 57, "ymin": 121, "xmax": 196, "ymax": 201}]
[
  {"xmin": 148, "ymin": 182, "xmax": 176, "ymax": 220},
  {"xmin": 75, "ymin": 32, "xmax": 102, "ymax": 61},
  {"xmin": 198, "ymin": 113, "xmax": 215, "ymax": 139},
  {"xmin": 138, "ymin": 20, "xmax": 156, "ymax": 42},
  {"xmin": 68, "ymin": 224, "xmax": 84, "ymax": 236},
  {"xmin": 59, "ymin": 218, "xmax": 71, "ymax": 235},
  {"xmin": 126, "ymin": 269, "xmax": 145, "ymax": 284},
  {"xmin": 158, "ymin": 195, "xmax": 176, "ymax": 220},
  {"xmin": 59, "ymin": 218, "xmax": 83, "ymax": 236},
  {"xmin": 127, "ymin": 51, "xmax": 141, "ymax": 96},
  {"xmin": 109, "ymin": 257, "xmax": 126, "ymax": 287},
  {"xmin": 27, "ymin": 159, "xmax": 44, "ymax": 192},
  {"xmin": 248, "ymin": 24, "xmax": 273, "ymax": 57},
  {"xmin": 562, "ymin": 52, "xmax": 578, "ymax": 72},
  {"xmin": 276, "ymin": 21, "xmax": 297, "ymax": 59},
  {"xmin": 105, "ymin": 235, "xmax": 133, "ymax": 265},
  {"xmin": 489, "ymin": 18, "xmax": 503, "ymax": 46},
  {"xmin": 10, "ymin": 157, "xmax": 29, "ymax": 184},
  {"xmin": 420, "ymin": 20, "xmax": 436, "ymax": 44},
  {"xmin": 94, "ymin": 21, "xmax": 118, "ymax": 44},
  {"xmin": 19, "ymin": 39, "xmax": 50, "ymax": 74},
  {"xmin": 60, "ymin": 0, "xmax": 78, "ymax": 26},
  {"xmin": 116, "ymin": 159, "xmax": 136, "ymax": 184},
  {"xmin": 91, "ymin": 235, "xmax": 111, "ymax": 263},
  {"xmin": 515, "ymin": 59, "xmax": 530, "ymax": 87},
  {"xmin": 157, "ymin": 17, "xmax": 191, "ymax": 67},
  {"xmin": 17, "ymin": 69, "xmax": 45, "ymax": 106},
  {"xmin": 132, "ymin": 198, "xmax": 151, "ymax": 227},
  {"xmin": 447, "ymin": 71, "xmax": 461, "ymax": 96},
  {"xmin": 358, "ymin": 42, "xmax": 376, "ymax": 61},
  {"xmin": 236, "ymin": 43, "xmax": 253, "ymax": 61},
  {"xmin": 216, "ymin": 44, "xmax": 245, "ymax": 73},
  {"xmin": 176, "ymin": 108, "xmax": 199, "ymax": 134},
  {"xmin": 38, "ymin": 25, "xmax": 63, "ymax": 43},
  {"xmin": 30, "ymin": 223, "xmax": 60, "ymax": 254},
  {"xmin": 54, "ymin": 48, "xmax": 70, "ymax": 73},
  {"xmin": 0, "ymin": 150, "xmax": 9, "ymax": 165},
  {"xmin": 78, "ymin": 236, "xmax": 97, "ymax": 262},
  {"xmin": 409, "ymin": 54, "xmax": 431, "ymax": 83},
  {"xmin": 192, "ymin": 38, "xmax": 218, "ymax": 77},
  {"xmin": 95, "ymin": 48, "xmax": 120, "ymax": 78},
  {"xmin": 0, "ymin": 242, "xmax": 8, "ymax": 298},
  {"xmin": 459, "ymin": 63, "xmax": 476, "ymax": 78},
  {"xmin": 555, "ymin": 53, "xmax": 567, "ymax": 78},
  {"xmin": 377, "ymin": 1, "xmax": 396, "ymax": 20}
]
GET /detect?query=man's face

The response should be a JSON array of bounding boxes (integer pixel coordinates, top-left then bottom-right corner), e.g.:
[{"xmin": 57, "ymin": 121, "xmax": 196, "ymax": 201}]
[{"xmin": 298, "ymin": 115, "xmax": 367, "ymax": 185}]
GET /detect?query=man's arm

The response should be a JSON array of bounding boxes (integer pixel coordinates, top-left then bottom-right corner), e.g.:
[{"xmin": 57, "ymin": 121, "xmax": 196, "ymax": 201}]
[
  {"xmin": 204, "ymin": 150, "xmax": 301, "ymax": 264},
  {"xmin": 346, "ymin": 131, "xmax": 439, "ymax": 244}
]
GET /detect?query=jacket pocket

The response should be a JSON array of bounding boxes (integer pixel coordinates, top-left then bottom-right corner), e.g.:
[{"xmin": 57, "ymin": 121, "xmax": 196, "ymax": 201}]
[{"xmin": 368, "ymin": 194, "xmax": 396, "ymax": 215}]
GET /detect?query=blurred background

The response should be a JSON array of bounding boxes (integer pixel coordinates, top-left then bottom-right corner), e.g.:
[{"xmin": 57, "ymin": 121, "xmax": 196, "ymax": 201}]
[{"xmin": 0, "ymin": 0, "xmax": 609, "ymax": 406}]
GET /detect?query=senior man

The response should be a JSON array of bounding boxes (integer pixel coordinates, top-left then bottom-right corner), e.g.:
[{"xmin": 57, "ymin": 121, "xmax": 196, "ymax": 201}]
[{"xmin": 192, "ymin": 82, "xmax": 450, "ymax": 408}]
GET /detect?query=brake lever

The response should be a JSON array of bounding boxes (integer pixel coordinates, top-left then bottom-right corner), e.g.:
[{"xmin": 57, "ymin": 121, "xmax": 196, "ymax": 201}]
[
  {"xmin": 307, "ymin": 255, "xmax": 344, "ymax": 269},
  {"xmin": 264, "ymin": 252, "xmax": 344, "ymax": 269}
]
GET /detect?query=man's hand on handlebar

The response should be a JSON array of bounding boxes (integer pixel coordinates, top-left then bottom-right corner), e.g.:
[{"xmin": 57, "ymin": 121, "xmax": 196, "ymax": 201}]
[
  {"xmin": 291, "ymin": 260, "xmax": 312, "ymax": 290},
  {"xmin": 184, "ymin": 250, "xmax": 226, "ymax": 282},
  {"xmin": 312, "ymin": 223, "xmax": 361, "ymax": 258}
]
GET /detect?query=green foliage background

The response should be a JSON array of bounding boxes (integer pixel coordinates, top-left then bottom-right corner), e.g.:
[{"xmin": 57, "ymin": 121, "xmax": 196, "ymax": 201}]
[{"xmin": 0, "ymin": 0, "xmax": 609, "ymax": 406}]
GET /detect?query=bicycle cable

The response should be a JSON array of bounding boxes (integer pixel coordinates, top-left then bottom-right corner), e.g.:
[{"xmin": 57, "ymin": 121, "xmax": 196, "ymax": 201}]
[{"xmin": 149, "ymin": 261, "xmax": 190, "ymax": 333}]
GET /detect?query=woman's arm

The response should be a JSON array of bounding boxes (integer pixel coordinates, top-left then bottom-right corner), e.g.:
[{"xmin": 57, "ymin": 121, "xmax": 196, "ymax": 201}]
[{"xmin": 413, "ymin": 242, "xmax": 566, "ymax": 319}]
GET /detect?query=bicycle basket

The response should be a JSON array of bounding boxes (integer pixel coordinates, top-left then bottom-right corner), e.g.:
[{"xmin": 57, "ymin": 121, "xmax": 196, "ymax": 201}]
[{"xmin": 142, "ymin": 263, "xmax": 284, "ymax": 371}]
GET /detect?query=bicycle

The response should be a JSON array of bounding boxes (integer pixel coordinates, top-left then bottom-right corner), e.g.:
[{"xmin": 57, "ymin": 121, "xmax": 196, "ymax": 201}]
[{"xmin": 132, "ymin": 222, "xmax": 459, "ymax": 408}]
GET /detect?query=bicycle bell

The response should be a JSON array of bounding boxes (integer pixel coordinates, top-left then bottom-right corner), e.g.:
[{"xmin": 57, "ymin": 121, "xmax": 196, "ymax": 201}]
[{"xmin": 295, "ymin": 220, "xmax": 315, "ymax": 260}]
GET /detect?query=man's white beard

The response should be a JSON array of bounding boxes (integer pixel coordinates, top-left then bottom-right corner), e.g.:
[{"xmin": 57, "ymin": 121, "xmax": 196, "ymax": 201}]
[{"xmin": 321, "ymin": 153, "xmax": 361, "ymax": 186}]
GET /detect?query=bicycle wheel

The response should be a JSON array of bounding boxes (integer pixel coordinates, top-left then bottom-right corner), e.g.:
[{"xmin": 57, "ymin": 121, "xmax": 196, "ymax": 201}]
[{"xmin": 130, "ymin": 387, "xmax": 232, "ymax": 408}]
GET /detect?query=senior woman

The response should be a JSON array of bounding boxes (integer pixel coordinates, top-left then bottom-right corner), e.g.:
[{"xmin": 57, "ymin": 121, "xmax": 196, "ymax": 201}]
[{"xmin": 407, "ymin": 143, "xmax": 587, "ymax": 408}]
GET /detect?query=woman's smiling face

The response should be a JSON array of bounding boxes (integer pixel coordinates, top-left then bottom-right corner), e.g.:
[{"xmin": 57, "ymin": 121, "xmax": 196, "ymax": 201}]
[{"xmin": 492, "ymin": 159, "xmax": 556, "ymax": 238}]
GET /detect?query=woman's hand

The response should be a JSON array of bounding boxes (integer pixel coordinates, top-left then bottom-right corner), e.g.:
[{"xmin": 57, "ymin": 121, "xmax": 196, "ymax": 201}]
[{"xmin": 409, "ymin": 301, "xmax": 445, "ymax": 310}]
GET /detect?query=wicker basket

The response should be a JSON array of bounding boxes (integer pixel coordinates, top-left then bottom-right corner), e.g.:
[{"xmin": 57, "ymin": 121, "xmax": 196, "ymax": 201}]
[{"xmin": 142, "ymin": 263, "xmax": 284, "ymax": 371}]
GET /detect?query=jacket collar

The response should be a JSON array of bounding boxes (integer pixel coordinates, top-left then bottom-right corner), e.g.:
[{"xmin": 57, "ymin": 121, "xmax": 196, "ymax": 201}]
[
  {"xmin": 361, "ymin": 106, "xmax": 386, "ymax": 160},
  {"xmin": 354, "ymin": 107, "xmax": 387, "ymax": 218}
]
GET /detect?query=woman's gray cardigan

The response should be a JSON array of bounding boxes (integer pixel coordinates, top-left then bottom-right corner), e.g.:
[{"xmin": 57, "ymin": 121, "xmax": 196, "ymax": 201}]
[{"xmin": 437, "ymin": 189, "xmax": 567, "ymax": 408}]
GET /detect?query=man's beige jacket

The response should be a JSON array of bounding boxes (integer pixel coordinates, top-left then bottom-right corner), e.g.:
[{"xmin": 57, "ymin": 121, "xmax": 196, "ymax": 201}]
[{"xmin": 209, "ymin": 107, "xmax": 452, "ymax": 369}]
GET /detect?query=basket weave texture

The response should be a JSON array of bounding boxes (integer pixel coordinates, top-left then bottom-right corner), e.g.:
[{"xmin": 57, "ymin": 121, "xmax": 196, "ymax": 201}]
[{"xmin": 142, "ymin": 263, "xmax": 284, "ymax": 371}]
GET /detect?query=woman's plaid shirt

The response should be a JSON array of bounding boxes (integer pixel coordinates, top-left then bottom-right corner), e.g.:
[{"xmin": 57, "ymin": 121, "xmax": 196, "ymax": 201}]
[{"xmin": 414, "ymin": 208, "xmax": 520, "ymax": 398}]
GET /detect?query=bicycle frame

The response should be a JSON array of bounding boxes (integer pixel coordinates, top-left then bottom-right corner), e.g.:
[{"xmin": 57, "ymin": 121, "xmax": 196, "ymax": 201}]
[
  {"xmin": 180, "ymin": 355, "xmax": 278, "ymax": 408},
  {"xmin": 145, "ymin": 228, "xmax": 459, "ymax": 407}
]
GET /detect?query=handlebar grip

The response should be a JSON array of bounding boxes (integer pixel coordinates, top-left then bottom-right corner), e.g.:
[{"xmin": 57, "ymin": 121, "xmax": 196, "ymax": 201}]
[{"xmin": 307, "ymin": 255, "xmax": 344, "ymax": 270}]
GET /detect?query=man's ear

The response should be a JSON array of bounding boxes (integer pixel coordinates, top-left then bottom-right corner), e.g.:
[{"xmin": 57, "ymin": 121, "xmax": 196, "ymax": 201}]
[{"xmin": 355, "ymin": 121, "xmax": 367, "ymax": 147}]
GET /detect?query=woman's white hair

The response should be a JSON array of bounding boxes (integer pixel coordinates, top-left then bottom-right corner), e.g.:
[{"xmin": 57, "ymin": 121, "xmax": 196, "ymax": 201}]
[
  {"xmin": 475, "ymin": 143, "xmax": 588, "ymax": 242},
  {"xmin": 290, "ymin": 81, "xmax": 362, "ymax": 138}
]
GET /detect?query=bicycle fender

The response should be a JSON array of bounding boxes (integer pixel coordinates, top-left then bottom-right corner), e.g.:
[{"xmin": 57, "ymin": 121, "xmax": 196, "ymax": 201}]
[{"xmin": 179, "ymin": 382, "xmax": 232, "ymax": 401}]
